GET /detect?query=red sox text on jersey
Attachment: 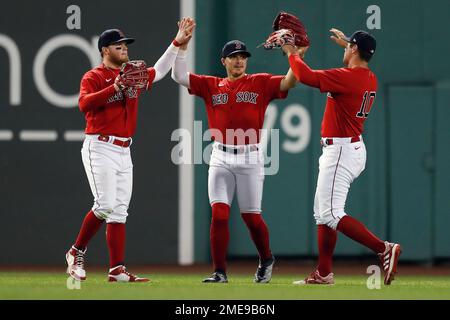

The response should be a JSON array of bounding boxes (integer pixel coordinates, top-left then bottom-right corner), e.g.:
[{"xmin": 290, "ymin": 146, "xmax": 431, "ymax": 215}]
[{"xmin": 188, "ymin": 73, "xmax": 288, "ymax": 145}]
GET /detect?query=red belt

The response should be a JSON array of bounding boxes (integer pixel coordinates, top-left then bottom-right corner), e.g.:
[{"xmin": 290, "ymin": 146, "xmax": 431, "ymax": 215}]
[
  {"xmin": 321, "ymin": 136, "xmax": 360, "ymax": 146},
  {"xmin": 98, "ymin": 135, "xmax": 131, "ymax": 148}
]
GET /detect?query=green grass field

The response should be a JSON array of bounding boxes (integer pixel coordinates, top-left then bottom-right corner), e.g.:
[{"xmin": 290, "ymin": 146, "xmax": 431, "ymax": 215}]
[{"xmin": 1, "ymin": 272, "xmax": 450, "ymax": 300}]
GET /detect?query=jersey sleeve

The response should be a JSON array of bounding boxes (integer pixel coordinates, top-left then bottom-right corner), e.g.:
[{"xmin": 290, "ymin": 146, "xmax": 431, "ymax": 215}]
[
  {"xmin": 79, "ymin": 72, "xmax": 99, "ymax": 97},
  {"xmin": 78, "ymin": 72, "xmax": 116, "ymax": 113},
  {"xmin": 315, "ymin": 68, "xmax": 351, "ymax": 94},
  {"xmin": 188, "ymin": 73, "xmax": 209, "ymax": 98},
  {"xmin": 145, "ymin": 67, "xmax": 157, "ymax": 91},
  {"xmin": 264, "ymin": 74, "xmax": 289, "ymax": 101}
]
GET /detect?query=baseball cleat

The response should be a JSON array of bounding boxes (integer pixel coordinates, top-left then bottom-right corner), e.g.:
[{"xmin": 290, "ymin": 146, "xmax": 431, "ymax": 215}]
[
  {"xmin": 108, "ymin": 265, "xmax": 149, "ymax": 282},
  {"xmin": 378, "ymin": 241, "xmax": 402, "ymax": 285},
  {"xmin": 202, "ymin": 271, "xmax": 228, "ymax": 283},
  {"xmin": 254, "ymin": 255, "xmax": 275, "ymax": 283},
  {"xmin": 293, "ymin": 270, "xmax": 335, "ymax": 285},
  {"xmin": 66, "ymin": 246, "xmax": 87, "ymax": 281}
]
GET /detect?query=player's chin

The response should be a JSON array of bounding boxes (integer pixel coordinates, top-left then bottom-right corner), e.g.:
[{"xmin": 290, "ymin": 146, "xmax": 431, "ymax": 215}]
[{"xmin": 232, "ymin": 69, "xmax": 244, "ymax": 77}]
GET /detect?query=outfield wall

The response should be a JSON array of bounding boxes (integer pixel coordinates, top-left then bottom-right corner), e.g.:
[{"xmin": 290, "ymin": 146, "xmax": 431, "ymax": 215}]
[
  {"xmin": 0, "ymin": 0, "xmax": 449, "ymax": 266},
  {"xmin": 192, "ymin": 0, "xmax": 450, "ymax": 263},
  {"xmin": 0, "ymin": 0, "xmax": 181, "ymax": 265}
]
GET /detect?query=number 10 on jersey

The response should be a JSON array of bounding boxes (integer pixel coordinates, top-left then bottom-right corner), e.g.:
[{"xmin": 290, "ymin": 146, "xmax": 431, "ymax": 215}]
[{"xmin": 356, "ymin": 91, "xmax": 376, "ymax": 118}]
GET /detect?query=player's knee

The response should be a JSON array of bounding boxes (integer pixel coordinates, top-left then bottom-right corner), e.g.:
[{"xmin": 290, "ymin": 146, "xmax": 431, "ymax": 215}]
[
  {"xmin": 239, "ymin": 205, "xmax": 261, "ymax": 213},
  {"xmin": 315, "ymin": 210, "xmax": 346, "ymax": 230},
  {"xmin": 212, "ymin": 202, "xmax": 230, "ymax": 220},
  {"xmin": 105, "ymin": 216, "xmax": 127, "ymax": 224},
  {"xmin": 105, "ymin": 210, "xmax": 128, "ymax": 224},
  {"xmin": 93, "ymin": 207, "xmax": 114, "ymax": 220}
]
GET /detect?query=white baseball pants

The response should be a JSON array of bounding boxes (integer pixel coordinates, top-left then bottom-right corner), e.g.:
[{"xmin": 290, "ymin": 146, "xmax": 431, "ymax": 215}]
[
  {"xmin": 81, "ymin": 135, "xmax": 133, "ymax": 223},
  {"xmin": 313, "ymin": 137, "xmax": 367, "ymax": 229},
  {"xmin": 208, "ymin": 142, "xmax": 264, "ymax": 213}
]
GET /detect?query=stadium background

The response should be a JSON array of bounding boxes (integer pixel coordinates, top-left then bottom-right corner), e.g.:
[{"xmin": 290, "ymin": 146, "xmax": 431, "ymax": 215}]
[{"xmin": 0, "ymin": 0, "xmax": 449, "ymax": 269}]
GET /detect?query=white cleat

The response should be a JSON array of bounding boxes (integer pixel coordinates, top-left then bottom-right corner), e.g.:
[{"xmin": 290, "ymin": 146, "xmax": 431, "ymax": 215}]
[
  {"xmin": 293, "ymin": 270, "xmax": 334, "ymax": 285},
  {"xmin": 66, "ymin": 246, "xmax": 87, "ymax": 281},
  {"xmin": 378, "ymin": 241, "xmax": 402, "ymax": 285},
  {"xmin": 108, "ymin": 265, "xmax": 150, "ymax": 282}
]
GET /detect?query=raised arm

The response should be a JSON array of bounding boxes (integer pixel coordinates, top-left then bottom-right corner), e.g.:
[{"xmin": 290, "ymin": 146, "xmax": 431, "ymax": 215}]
[
  {"xmin": 279, "ymin": 68, "xmax": 297, "ymax": 91},
  {"xmin": 171, "ymin": 18, "xmax": 195, "ymax": 88},
  {"xmin": 153, "ymin": 17, "xmax": 195, "ymax": 83},
  {"xmin": 282, "ymin": 45, "xmax": 320, "ymax": 88}
]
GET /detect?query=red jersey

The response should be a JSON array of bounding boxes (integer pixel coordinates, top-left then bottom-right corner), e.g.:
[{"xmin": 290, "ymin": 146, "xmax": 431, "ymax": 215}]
[
  {"xmin": 188, "ymin": 73, "xmax": 288, "ymax": 145},
  {"xmin": 289, "ymin": 55, "xmax": 377, "ymax": 137},
  {"xmin": 78, "ymin": 64, "xmax": 156, "ymax": 138}
]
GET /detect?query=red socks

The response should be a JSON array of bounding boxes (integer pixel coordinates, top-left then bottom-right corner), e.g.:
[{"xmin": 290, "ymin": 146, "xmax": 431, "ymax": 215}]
[
  {"xmin": 73, "ymin": 210, "xmax": 127, "ymax": 268},
  {"xmin": 337, "ymin": 216, "xmax": 385, "ymax": 254},
  {"xmin": 106, "ymin": 223, "xmax": 126, "ymax": 268},
  {"xmin": 317, "ymin": 225, "xmax": 337, "ymax": 277},
  {"xmin": 209, "ymin": 205, "xmax": 273, "ymax": 272},
  {"xmin": 210, "ymin": 203, "xmax": 230, "ymax": 272},
  {"xmin": 241, "ymin": 213, "xmax": 272, "ymax": 261},
  {"xmin": 74, "ymin": 211, "xmax": 104, "ymax": 250},
  {"xmin": 317, "ymin": 216, "xmax": 385, "ymax": 276}
]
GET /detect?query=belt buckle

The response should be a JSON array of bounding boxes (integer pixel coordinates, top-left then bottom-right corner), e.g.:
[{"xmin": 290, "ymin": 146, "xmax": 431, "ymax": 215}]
[
  {"xmin": 98, "ymin": 135, "xmax": 109, "ymax": 142},
  {"xmin": 320, "ymin": 138, "xmax": 333, "ymax": 147}
]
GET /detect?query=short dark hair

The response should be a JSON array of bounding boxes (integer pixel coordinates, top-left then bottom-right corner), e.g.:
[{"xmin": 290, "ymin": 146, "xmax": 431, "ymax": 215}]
[
  {"xmin": 350, "ymin": 43, "xmax": 373, "ymax": 62},
  {"xmin": 358, "ymin": 49, "xmax": 373, "ymax": 62}
]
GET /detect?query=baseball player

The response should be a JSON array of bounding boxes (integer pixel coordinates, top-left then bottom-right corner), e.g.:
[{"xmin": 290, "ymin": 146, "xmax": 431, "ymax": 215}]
[
  {"xmin": 172, "ymin": 19, "xmax": 297, "ymax": 283},
  {"xmin": 281, "ymin": 29, "xmax": 401, "ymax": 285},
  {"xmin": 65, "ymin": 19, "xmax": 194, "ymax": 282}
]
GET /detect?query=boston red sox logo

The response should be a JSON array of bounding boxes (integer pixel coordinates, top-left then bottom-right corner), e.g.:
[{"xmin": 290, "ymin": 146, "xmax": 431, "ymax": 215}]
[{"xmin": 234, "ymin": 41, "xmax": 242, "ymax": 49}]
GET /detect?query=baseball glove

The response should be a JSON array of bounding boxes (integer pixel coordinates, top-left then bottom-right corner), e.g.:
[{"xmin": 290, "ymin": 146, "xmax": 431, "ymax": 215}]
[
  {"xmin": 272, "ymin": 11, "xmax": 310, "ymax": 47},
  {"xmin": 116, "ymin": 60, "xmax": 149, "ymax": 90},
  {"xmin": 261, "ymin": 29, "xmax": 296, "ymax": 50}
]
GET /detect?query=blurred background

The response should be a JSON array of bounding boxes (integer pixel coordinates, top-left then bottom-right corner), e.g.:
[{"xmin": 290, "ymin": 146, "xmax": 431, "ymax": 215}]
[{"xmin": 0, "ymin": 0, "xmax": 449, "ymax": 268}]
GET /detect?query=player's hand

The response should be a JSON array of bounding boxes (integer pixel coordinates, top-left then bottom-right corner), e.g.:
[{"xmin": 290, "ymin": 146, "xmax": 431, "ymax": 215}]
[
  {"xmin": 282, "ymin": 44, "xmax": 308, "ymax": 59},
  {"xmin": 330, "ymin": 28, "xmax": 348, "ymax": 48},
  {"xmin": 281, "ymin": 43, "xmax": 297, "ymax": 56},
  {"xmin": 114, "ymin": 75, "xmax": 126, "ymax": 91},
  {"xmin": 175, "ymin": 17, "xmax": 196, "ymax": 46},
  {"xmin": 298, "ymin": 46, "xmax": 309, "ymax": 59}
]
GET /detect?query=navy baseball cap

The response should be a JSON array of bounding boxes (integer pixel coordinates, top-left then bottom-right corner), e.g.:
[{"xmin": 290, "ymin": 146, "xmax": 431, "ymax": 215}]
[
  {"xmin": 344, "ymin": 30, "xmax": 376, "ymax": 55},
  {"xmin": 221, "ymin": 40, "xmax": 251, "ymax": 58},
  {"xmin": 98, "ymin": 29, "xmax": 135, "ymax": 52}
]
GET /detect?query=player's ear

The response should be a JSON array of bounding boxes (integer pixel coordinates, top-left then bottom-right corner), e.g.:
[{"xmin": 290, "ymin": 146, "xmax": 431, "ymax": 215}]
[
  {"xmin": 221, "ymin": 58, "xmax": 226, "ymax": 66},
  {"xmin": 102, "ymin": 47, "xmax": 109, "ymax": 57}
]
